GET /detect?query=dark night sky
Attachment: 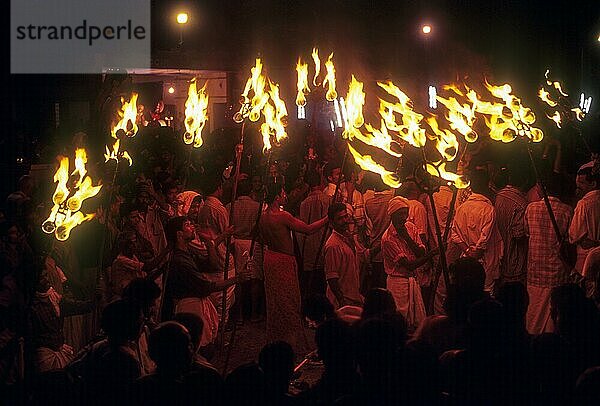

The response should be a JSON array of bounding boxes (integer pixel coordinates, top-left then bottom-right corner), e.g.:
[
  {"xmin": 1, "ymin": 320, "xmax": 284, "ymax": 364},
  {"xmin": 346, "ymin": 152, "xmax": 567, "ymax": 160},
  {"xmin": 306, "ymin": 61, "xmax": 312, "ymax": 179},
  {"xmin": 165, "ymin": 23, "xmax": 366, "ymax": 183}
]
[
  {"xmin": 151, "ymin": 0, "xmax": 599, "ymax": 86},
  {"xmin": 2, "ymin": 0, "xmax": 599, "ymax": 164}
]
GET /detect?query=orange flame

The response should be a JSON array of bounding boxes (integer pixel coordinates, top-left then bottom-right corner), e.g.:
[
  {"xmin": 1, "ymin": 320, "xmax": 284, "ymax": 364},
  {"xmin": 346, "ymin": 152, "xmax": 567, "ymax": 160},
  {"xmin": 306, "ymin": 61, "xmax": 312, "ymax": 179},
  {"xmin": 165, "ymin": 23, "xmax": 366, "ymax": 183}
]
[
  {"xmin": 322, "ymin": 53, "xmax": 337, "ymax": 101},
  {"xmin": 426, "ymin": 162, "xmax": 469, "ymax": 189},
  {"xmin": 312, "ymin": 48, "xmax": 321, "ymax": 86},
  {"xmin": 295, "ymin": 59, "xmax": 310, "ymax": 107},
  {"xmin": 571, "ymin": 107, "xmax": 585, "ymax": 121},
  {"xmin": 348, "ymin": 144, "xmax": 401, "ymax": 188},
  {"xmin": 545, "ymin": 70, "xmax": 569, "ymax": 97},
  {"xmin": 234, "ymin": 59, "xmax": 269, "ymax": 123},
  {"xmin": 378, "ymin": 81, "xmax": 426, "ymax": 148},
  {"xmin": 342, "ymin": 75, "xmax": 366, "ymax": 140},
  {"xmin": 436, "ymin": 86, "xmax": 479, "ymax": 142},
  {"xmin": 105, "ymin": 93, "xmax": 138, "ymax": 166},
  {"xmin": 538, "ymin": 88, "xmax": 558, "ymax": 107},
  {"xmin": 426, "ymin": 117, "xmax": 459, "ymax": 162},
  {"xmin": 547, "ymin": 111, "xmax": 562, "ymax": 128},
  {"xmin": 183, "ymin": 79, "xmax": 210, "ymax": 148},
  {"xmin": 235, "ymin": 58, "xmax": 288, "ymax": 152},
  {"xmin": 261, "ymin": 81, "xmax": 288, "ymax": 152},
  {"xmin": 42, "ymin": 148, "xmax": 102, "ymax": 241},
  {"xmin": 480, "ymin": 81, "xmax": 543, "ymax": 143},
  {"xmin": 357, "ymin": 120, "xmax": 403, "ymax": 157}
]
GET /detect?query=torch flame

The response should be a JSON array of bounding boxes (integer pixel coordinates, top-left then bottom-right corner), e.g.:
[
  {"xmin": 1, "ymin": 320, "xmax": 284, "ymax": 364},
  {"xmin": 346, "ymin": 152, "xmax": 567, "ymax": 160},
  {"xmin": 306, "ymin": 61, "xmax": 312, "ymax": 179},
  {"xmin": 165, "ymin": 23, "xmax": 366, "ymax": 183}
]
[
  {"xmin": 322, "ymin": 53, "xmax": 337, "ymax": 101},
  {"xmin": 295, "ymin": 59, "xmax": 310, "ymax": 107},
  {"xmin": 538, "ymin": 88, "xmax": 558, "ymax": 107},
  {"xmin": 43, "ymin": 148, "xmax": 102, "ymax": 241},
  {"xmin": 183, "ymin": 79, "xmax": 210, "ymax": 148},
  {"xmin": 260, "ymin": 82, "xmax": 289, "ymax": 153},
  {"xmin": 235, "ymin": 59, "xmax": 269, "ymax": 123},
  {"xmin": 348, "ymin": 144, "xmax": 401, "ymax": 188},
  {"xmin": 268, "ymin": 81, "xmax": 289, "ymax": 145},
  {"xmin": 312, "ymin": 48, "xmax": 321, "ymax": 86},
  {"xmin": 547, "ymin": 111, "xmax": 562, "ymax": 128},
  {"xmin": 481, "ymin": 80, "xmax": 543, "ymax": 143},
  {"xmin": 426, "ymin": 117, "xmax": 459, "ymax": 162},
  {"xmin": 378, "ymin": 81, "xmax": 426, "ymax": 148},
  {"xmin": 355, "ymin": 120, "xmax": 403, "ymax": 157},
  {"xmin": 342, "ymin": 75, "xmax": 366, "ymax": 140},
  {"xmin": 571, "ymin": 107, "xmax": 585, "ymax": 121},
  {"xmin": 436, "ymin": 86, "xmax": 479, "ymax": 142},
  {"xmin": 236, "ymin": 58, "xmax": 288, "ymax": 152},
  {"xmin": 544, "ymin": 69, "xmax": 568, "ymax": 97},
  {"xmin": 105, "ymin": 93, "xmax": 139, "ymax": 165},
  {"xmin": 346, "ymin": 75, "xmax": 365, "ymax": 129},
  {"xmin": 426, "ymin": 162, "xmax": 469, "ymax": 189}
]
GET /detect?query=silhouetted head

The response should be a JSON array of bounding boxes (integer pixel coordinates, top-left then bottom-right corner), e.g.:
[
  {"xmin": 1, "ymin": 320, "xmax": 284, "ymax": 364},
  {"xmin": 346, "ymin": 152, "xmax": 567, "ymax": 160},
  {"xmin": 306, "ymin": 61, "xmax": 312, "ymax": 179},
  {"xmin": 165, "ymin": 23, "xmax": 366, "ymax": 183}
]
[
  {"xmin": 101, "ymin": 299, "xmax": 143, "ymax": 344},
  {"xmin": 122, "ymin": 278, "xmax": 161, "ymax": 317},
  {"xmin": 173, "ymin": 312, "xmax": 204, "ymax": 352},
  {"xmin": 315, "ymin": 318, "xmax": 354, "ymax": 372},
  {"xmin": 148, "ymin": 321, "xmax": 193, "ymax": 376},
  {"xmin": 362, "ymin": 288, "xmax": 398, "ymax": 321},
  {"xmin": 258, "ymin": 341, "xmax": 295, "ymax": 396}
]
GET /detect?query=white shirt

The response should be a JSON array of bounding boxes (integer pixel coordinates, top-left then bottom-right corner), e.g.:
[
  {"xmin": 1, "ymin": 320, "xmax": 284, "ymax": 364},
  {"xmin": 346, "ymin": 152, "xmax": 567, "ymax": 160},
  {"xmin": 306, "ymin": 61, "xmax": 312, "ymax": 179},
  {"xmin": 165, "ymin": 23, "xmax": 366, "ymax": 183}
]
[
  {"xmin": 450, "ymin": 193, "xmax": 503, "ymax": 286},
  {"xmin": 569, "ymin": 189, "xmax": 600, "ymax": 273},
  {"xmin": 407, "ymin": 199, "xmax": 428, "ymax": 241},
  {"xmin": 324, "ymin": 230, "xmax": 365, "ymax": 308}
]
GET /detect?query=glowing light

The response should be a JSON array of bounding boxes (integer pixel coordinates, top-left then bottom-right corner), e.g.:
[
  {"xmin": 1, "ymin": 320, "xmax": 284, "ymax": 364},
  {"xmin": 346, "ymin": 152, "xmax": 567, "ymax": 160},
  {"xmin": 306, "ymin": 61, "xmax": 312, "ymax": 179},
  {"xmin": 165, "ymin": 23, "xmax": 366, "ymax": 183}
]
[
  {"xmin": 312, "ymin": 48, "xmax": 321, "ymax": 86},
  {"xmin": 428, "ymin": 85, "xmax": 437, "ymax": 109},
  {"xmin": 176, "ymin": 13, "xmax": 189, "ymax": 24},
  {"xmin": 183, "ymin": 79, "xmax": 210, "ymax": 148},
  {"xmin": 547, "ymin": 111, "xmax": 562, "ymax": 128},
  {"xmin": 105, "ymin": 93, "xmax": 138, "ymax": 166},
  {"xmin": 426, "ymin": 162, "xmax": 469, "ymax": 189},
  {"xmin": 580, "ymin": 93, "xmax": 592, "ymax": 114},
  {"xmin": 297, "ymin": 105, "xmax": 306, "ymax": 120},
  {"xmin": 348, "ymin": 144, "xmax": 401, "ymax": 188},
  {"xmin": 168, "ymin": 86, "xmax": 175, "ymax": 94},
  {"xmin": 323, "ymin": 53, "xmax": 337, "ymax": 101},
  {"xmin": 42, "ymin": 148, "xmax": 102, "ymax": 241},
  {"xmin": 378, "ymin": 80, "xmax": 426, "ymax": 148},
  {"xmin": 295, "ymin": 59, "xmax": 311, "ymax": 107},
  {"xmin": 538, "ymin": 88, "xmax": 557, "ymax": 107},
  {"xmin": 422, "ymin": 25, "xmax": 432, "ymax": 34},
  {"xmin": 481, "ymin": 80, "xmax": 543, "ymax": 143},
  {"xmin": 333, "ymin": 98, "xmax": 343, "ymax": 128}
]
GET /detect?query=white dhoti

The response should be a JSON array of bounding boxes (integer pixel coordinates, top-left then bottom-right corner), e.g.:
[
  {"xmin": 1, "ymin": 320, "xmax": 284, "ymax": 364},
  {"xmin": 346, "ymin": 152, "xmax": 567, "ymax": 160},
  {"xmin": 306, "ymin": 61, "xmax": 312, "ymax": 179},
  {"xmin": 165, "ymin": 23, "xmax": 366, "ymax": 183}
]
[
  {"xmin": 526, "ymin": 284, "xmax": 555, "ymax": 335},
  {"xmin": 174, "ymin": 297, "xmax": 220, "ymax": 347},
  {"xmin": 202, "ymin": 270, "xmax": 236, "ymax": 327},
  {"xmin": 387, "ymin": 275, "xmax": 426, "ymax": 331}
]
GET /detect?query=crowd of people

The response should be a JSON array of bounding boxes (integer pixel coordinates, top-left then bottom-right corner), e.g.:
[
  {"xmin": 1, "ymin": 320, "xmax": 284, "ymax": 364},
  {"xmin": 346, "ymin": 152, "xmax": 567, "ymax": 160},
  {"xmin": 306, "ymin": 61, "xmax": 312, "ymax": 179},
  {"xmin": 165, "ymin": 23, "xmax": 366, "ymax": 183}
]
[{"xmin": 1, "ymin": 126, "xmax": 600, "ymax": 405}]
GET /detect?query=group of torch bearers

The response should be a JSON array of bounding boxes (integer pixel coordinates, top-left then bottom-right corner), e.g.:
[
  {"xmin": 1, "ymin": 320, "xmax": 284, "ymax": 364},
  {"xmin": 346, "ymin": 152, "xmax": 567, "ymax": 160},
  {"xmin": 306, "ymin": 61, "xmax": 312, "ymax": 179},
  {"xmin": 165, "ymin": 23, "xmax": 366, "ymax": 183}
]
[{"xmin": 39, "ymin": 48, "xmax": 593, "ymax": 363}]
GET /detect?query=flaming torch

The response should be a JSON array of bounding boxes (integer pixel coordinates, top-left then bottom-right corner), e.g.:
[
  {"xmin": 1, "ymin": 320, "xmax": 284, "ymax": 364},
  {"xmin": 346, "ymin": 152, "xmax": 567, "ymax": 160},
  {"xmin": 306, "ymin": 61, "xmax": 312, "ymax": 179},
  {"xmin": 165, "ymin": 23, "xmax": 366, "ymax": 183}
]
[
  {"xmin": 183, "ymin": 78, "xmax": 209, "ymax": 148},
  {"xmin": 312, "ymin": 48, "xmax": 321, "ymax": 86},
  {"xmin": 296, "ymin": 59, "xmax": 310, "ymax": 107},
  {"xmin": 42, "ymin": 148, "xmax": 102, "ymax": 241},
  {"xmin": 223, "ymin": 58, "xmax": 290, "ymax": 355},
  {"xmin": 539, "ymin": 69, "xmax": 591, "ymax": 139},
  {"xmin": 322, "ymin": 53, "xmax": 337, "ymax": 102},
  {"xmin": 104, "ymin": 93, "xmax": 138, "ymax": 166}
]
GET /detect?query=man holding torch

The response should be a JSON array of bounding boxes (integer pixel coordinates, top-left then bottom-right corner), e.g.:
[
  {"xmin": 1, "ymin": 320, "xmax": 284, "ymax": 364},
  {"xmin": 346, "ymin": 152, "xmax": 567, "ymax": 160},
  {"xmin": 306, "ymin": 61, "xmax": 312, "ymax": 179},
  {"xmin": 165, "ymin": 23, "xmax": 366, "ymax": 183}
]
[{"xmin": 382, "ymin": 196, "xmax": 437, "ymax": 331}]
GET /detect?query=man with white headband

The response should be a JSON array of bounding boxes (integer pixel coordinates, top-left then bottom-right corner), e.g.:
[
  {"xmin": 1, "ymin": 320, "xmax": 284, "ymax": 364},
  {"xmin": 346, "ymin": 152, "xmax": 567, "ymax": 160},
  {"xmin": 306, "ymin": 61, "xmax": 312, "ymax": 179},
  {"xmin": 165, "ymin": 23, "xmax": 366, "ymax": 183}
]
[{"xmin": 381, "ymin": 196, "xmax": 437, "ymax": 330}]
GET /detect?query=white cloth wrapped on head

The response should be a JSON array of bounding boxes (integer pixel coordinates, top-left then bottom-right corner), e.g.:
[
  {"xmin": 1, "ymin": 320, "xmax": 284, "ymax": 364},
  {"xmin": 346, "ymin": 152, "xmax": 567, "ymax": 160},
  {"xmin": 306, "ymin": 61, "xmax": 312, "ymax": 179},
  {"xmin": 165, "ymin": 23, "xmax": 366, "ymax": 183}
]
[{"xmin": 387, "ymin": 196, "xmax": 410, "ymax": 216}]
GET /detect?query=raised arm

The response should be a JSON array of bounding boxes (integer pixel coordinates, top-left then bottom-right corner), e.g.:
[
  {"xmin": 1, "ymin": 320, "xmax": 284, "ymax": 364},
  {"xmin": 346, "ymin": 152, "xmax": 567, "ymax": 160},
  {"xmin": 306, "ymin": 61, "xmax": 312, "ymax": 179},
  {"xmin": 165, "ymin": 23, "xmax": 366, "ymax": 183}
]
[{"xmin": 284, "ymin": 211, "xmax": 328, "ymax": 235}]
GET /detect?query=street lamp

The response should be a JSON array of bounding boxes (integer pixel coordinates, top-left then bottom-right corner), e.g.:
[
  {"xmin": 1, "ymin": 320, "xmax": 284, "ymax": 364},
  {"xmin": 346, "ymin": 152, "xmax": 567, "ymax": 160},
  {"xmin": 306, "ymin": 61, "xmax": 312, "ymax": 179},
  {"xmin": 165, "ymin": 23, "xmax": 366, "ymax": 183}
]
[
  {"xmin": 176, "ymin": 12, "xmax": 189, "ymax": 47},
  {"xmin": 421, "ymin": 23, "xmax": 434, "ymax": 107}
]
